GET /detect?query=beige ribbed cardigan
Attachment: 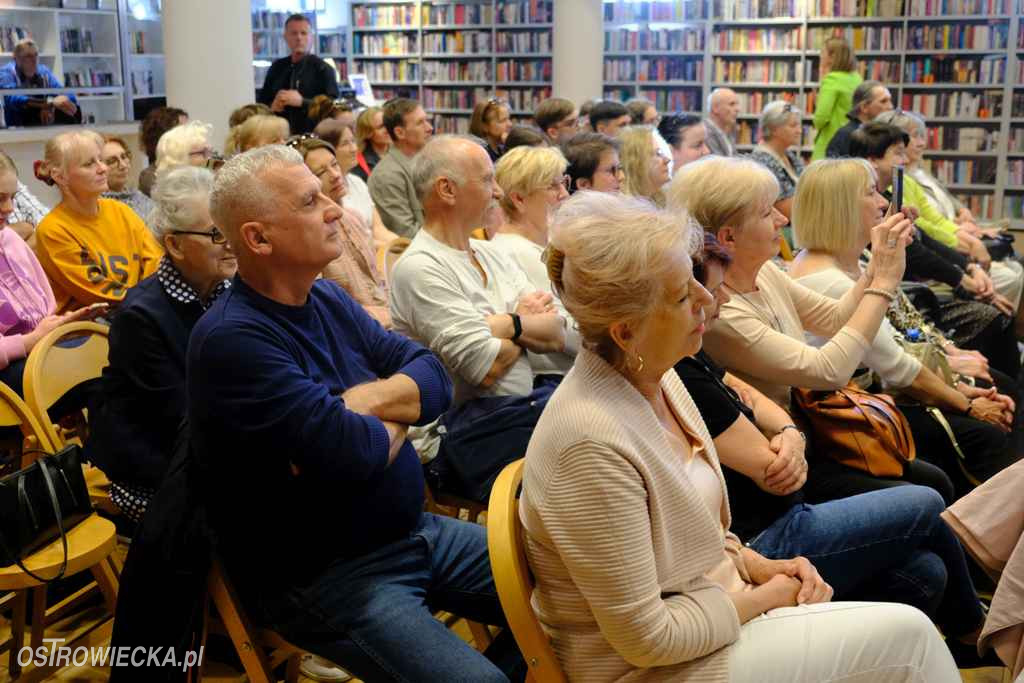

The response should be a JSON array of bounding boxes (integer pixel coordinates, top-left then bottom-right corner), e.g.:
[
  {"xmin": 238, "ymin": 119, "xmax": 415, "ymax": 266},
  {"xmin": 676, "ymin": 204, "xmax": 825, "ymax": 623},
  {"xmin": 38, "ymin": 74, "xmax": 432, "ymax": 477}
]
[{"xmin": 520, "ymin": 347, "xmax": 749, "ymax": 683}]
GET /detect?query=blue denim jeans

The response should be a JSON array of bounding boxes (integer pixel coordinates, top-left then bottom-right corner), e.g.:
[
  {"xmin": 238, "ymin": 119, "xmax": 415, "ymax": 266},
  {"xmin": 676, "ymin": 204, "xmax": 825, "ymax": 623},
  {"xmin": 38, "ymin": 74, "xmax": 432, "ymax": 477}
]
[
  {"xmin": 748, "ymin": 485, "xmax": 984, "ymax": 638},
  {"xmin": 250, "ymin": 512, "xmax": 524, "ymax": 683}
]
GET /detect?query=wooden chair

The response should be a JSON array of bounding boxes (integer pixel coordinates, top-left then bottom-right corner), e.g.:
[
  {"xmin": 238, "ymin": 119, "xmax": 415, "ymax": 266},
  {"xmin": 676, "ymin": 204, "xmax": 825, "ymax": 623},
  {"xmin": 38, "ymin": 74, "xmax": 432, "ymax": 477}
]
[
  {"xmin": 487, "ymin": 459, "xmax": 566, "ymax": 683},
  {"xmin": 204, "ymin": 558, "xmax": 304, "ymax": 683},
  {"xmin": 22, "ymin": 321, "xmax": 114, "ymax": 511},
  {"xmin": 376, "ymin": 236, "xmax": 411, "ymax": 284}
]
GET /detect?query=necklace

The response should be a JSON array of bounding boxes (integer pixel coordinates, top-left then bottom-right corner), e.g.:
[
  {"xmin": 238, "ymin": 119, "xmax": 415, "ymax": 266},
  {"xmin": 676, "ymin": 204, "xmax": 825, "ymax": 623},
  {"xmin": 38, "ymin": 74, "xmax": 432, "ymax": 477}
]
[{"xmin": 722, "ymin": 280, "xmax": 784, "ymax": 333}]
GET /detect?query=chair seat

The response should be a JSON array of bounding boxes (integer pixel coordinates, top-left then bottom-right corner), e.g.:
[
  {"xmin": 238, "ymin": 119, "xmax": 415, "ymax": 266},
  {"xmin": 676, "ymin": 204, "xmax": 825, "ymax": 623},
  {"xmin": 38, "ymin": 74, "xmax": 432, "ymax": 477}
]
[{"xmin": 0, "ymin": 514, "xmax": 117, "ymax": 590}]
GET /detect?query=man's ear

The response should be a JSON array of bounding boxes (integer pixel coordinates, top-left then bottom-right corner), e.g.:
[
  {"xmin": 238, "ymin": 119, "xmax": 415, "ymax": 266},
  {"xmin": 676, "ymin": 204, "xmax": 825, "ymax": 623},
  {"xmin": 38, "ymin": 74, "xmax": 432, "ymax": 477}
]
[
  {"xmin": 239, "ymin": 221, "xmax": 272, "ymax": 256},
  {"xmin": 436, "ymin": 176, "xmax": 458, "ymax": 205}
]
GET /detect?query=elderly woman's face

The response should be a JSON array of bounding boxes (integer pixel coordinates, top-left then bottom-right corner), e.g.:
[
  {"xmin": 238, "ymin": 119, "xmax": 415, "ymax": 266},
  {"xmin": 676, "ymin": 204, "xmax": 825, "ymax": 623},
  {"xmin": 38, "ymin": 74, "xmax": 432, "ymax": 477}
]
[
  {"xmin": 631, "ymin": 248, "xmax": 712, "ymax": 373},
  {"xmin": 773, "ymin": 113, "xmax": 803, "ymax": 149},
  {"xmin": 736, "ymin": 196, "xmax": 788, "ymax": 265},
  {"xmin": 859, "ymin": 180, "xmax": 888, "ymax": 243},
  {"xmin": 64, "ymin": 141, "xmax": 109, "ymax": 196},
  {"xmin": 306, "ymin": 147, "xmax": 347, "ymax": 204},
  {"xmin": 906, "ymin": 129, "xmax": 926, "ymax": 164},
  {"xmin": 102, "ymin": 141, "xmax": 131, "ymax": 191},
  {"xmin": 165, "ymin": 200, "xmax": 236, "ymax": 295}
]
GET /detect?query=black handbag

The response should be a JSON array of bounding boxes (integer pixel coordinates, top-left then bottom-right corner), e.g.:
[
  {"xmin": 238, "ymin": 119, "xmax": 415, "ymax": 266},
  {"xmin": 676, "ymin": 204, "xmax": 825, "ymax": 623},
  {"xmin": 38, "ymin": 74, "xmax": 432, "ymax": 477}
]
[{"xmin": 0, "ymin": 444, "xmax": 93, "ymax": 582}]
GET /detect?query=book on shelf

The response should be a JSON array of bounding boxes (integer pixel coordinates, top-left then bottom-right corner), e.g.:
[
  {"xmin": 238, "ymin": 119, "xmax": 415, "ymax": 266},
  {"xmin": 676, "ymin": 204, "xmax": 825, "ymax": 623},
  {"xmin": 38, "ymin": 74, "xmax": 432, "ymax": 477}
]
[
  {"xmin": 352, "ymin": 5, "xmax": 418, "ymax": 28},
  {"xmin": 496, "ymin": 58, "xmax": 550, "ymax": 81},
  {"xmin": 733, "ymin": 90, "xmax": 799, "ymax": 114},
  {"xmin": 954, "ymin": 194, "xmax": 993, "ymax": 220},
  {"xmin": 905, "ymin": 0, "xmax": 1009, "ymax": 13},
  {"xmin": 422, "ymin": 30, "xmax": 492, "ymax": 54},
  {"xmin": 422, "ymin": 3, "xmax": 494, "ymax": 26},
  {"xmin": 924, "ymin": 125, "xmax": 996, "ymax": 152},
  {"xmin": 354, "ymin": 33, "xmax": 419, "ymax": 56},
  {"xmin": 129, "ymin": 31, "xmax": 147, "ymax": 54},
  {"xmin": 354, "ymin": 59, "xmax": 419, "ymax": 82},
  {"xmin": 712, "ymin": 28, "xmax": 802, "ymax": 51},
  {"xmin": 1011, "ymin": 128, "xmax": 1024, "ymax": 153},
  {"xmin": 1008, "ymin": 160, "xmax": 1024, "ymax": 186},
  {"xmin": 921, "ymin": 157, "xmax": 997, "ymax": 184},
  {"xmin": 638, "ymin": 88, "xmax": 702, "ymax": 112},
  {"xmin": 807, "ymin": 0, "xmax": 903, "ymax": 17},
  {"xmin": 906, "ymin": 23, "xmax": 1008, "ymax": 51},
  {"xmin": 713, "ymin": 58, "xmax": 798, "ymax": 83},
  {"xmin": 605, "ymin": 0, "xmax": 705, "ymax": 22},
  {"xmin": 495, "ymin": 86, "xmax": 551, "ymax": 110},
  {"xmin": 130, "ymin": 69, "xmax": 154, "ymax": 95},
  {"xmin": 422, "ymin": 59, "xmax": 492, "ymax": 82},
  {"xmin": 638, "ymin": 56, "xmax": 703, "ymax": 81},
  {"xmin": 374, "ymin": 86, "xmax": 419, "ymax": 101},
  {"xmin": 423, "ymin": 86, "xmax": 491, "ymax": 110},
  {"xmin": 713, "ymin": 0, "xmax": 799, "ymax": 19},
  {"xmin": 605, "ymin": 27, "xmax": 705, "ymax": 52},
  {"xmin": 252, "ymin": 10, "xmax": 311, "ymax": 30},
  {"xmin": 903, "ymin": 56, "xmax": 1005, "ymax": 85},
  {"xmin": 604, "ymin": 86, "xmax": 635, "ymax": 102},
  {"xmin": 807, "ymin": 25, "xmax": 901, "ymax": 51},
  {"xmin": 902, "ymin": 90, "xmax": 1003, "ymax": 118},
  {"xmin": 253, "ymin": 33, "xmax": 289, "ymax": 57},
  {"xmin": 60, "ymin": 28, "xmax": 95, "ymax": 54},
  {"xmin": 432, "ymin": 115, "xmax": 472, "ymax": 134},
  {"xmin": 0, "ymin": 25, "xmax": 31, "ymax": 53},
  {"xmin": 1015, "ymin": 93, "xmax": 1024, "ymax": 118},
  {"xmin": 604, "ymin": 58, "xmax": 637, "ymax": 81},
  {"xmin": 496, "ymin": 1, "xmax": 552, "ymax": 24},
  {"xmin": 496, "ymin": 30, "xmax": 550, "ymax": 53},
  {"xmin": 319, "ymin": 33, "xmax": 345, "ymax": 55},
  {"xmin": 805, "ymin": 57, "xmax": 900, "ymax": 82},
  {"xmin": 64, "ymin": 69, "xmax": 116, "ymax": 87}
]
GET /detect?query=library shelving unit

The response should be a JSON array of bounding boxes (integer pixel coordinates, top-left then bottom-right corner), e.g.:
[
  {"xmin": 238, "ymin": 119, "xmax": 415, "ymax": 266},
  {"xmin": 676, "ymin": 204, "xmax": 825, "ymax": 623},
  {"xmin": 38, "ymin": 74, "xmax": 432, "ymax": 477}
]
[
  {"xmin": 350, "ymin": 0, "xmax": 553, "ymax": 134},
  {"xmin": 252, "ymin": 10, "xmax": 349, "ymax": 98},
  {"xmin": 123, "ymin": 0, "xmax": 165, "ymax": 121},
  {"xmin": 0, "ymin": 0, "xmax": 129, "ymax": 125},
  {"xmin": 602, "ymin": 0, "xmax": 1024, "ymax": 227}
]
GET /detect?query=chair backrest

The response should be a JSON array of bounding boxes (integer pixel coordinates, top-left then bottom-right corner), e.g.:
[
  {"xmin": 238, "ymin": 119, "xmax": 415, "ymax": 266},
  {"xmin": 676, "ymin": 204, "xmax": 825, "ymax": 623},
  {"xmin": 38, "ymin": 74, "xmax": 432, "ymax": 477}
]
[
  {"xmin": 487, "ymin": 459, "xmax": 567, "ymax": 683},
  {"xmin": 0, "ymin": 381, "xmax": 55, "ymax": 466},
  {"xmin": 23, "ymin": 321, "xmax": 110, "ymax": 449},
  {"xmin": 376, "ymin": 236, "xmax": 411, "ymax": 283}
]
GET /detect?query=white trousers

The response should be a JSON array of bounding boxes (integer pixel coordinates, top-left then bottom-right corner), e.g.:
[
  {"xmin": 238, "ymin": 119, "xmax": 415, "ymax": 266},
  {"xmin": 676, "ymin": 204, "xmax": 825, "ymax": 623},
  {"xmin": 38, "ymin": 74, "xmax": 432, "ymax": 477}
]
[
  {"xmin": 991, "ymin": 259, "xmax": 1024, "ymax": 312},
  {"xmin": 728, "ymin": 602, "xmax": 960, "ymax": 683}
]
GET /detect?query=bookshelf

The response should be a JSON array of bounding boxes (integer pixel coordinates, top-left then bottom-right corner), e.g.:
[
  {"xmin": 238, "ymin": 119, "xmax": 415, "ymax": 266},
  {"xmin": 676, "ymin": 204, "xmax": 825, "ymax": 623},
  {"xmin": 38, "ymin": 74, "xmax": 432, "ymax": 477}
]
[
  {"xmin": 123, "ymin": 0, "xmax": 164, "ymax": 120},
  {"xmin": 0, "ymin": 0, "xmax": 129, "ymax": 125},
  {"xmin": 602, "ymin": 0, "xmax": 1024, "ymax": 227},
  {"xmin": 252, "ymin": 9, "xmax": 349, "ymax": 99},
  {"xmin": 350, "ymin": 0, "xmax": 553, "ymax": 134}
]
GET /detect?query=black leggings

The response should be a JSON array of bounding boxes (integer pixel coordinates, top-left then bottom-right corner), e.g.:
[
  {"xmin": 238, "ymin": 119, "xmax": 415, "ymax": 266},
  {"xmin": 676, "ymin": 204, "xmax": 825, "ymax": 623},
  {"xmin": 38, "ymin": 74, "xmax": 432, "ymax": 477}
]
[
  {"xmin": 802, "ymin": 452, "xmax": 955, "ymax": 506},
  {"xmin": 899, "ymin": 403, "xmax": 1021, "ymax": 499}
]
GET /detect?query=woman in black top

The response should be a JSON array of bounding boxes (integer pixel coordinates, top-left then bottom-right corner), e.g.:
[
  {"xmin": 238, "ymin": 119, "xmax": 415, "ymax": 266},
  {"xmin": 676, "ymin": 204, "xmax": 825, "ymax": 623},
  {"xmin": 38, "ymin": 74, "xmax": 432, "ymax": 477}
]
[{"xmin": 675, "ymin": 234, "xmax": 994, "ymax": 665}]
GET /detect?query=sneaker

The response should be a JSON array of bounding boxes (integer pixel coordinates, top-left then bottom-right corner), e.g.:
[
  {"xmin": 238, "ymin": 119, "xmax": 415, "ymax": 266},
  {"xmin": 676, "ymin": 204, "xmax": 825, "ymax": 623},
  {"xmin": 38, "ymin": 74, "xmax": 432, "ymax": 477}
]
[{"xmin": 299, "ymin": 654, "xmax": 352, "ymax": 682}]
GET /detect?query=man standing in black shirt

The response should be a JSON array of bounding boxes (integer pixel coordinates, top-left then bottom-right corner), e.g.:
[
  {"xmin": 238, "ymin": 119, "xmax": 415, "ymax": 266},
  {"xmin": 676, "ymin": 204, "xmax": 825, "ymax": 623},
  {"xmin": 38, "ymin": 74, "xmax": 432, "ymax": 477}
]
[{"xmin": 258, "ymin": 14, "xmax": 338, "ymax": 135}]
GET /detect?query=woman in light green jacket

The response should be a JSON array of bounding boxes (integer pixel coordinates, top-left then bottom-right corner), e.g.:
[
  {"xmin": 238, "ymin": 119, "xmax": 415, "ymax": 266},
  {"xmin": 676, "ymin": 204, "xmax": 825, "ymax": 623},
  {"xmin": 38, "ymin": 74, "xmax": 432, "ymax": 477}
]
[{"xmin": 812, "ymin": 37, "xmax": 862, "ymax": 160}]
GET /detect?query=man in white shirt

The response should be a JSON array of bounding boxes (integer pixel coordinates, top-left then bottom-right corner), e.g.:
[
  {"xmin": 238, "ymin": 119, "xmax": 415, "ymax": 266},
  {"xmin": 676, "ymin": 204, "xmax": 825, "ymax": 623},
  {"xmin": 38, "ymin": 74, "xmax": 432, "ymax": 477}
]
[{"xmin": 389, "ymin": 135, "xmax": 567, "ymax": 406}]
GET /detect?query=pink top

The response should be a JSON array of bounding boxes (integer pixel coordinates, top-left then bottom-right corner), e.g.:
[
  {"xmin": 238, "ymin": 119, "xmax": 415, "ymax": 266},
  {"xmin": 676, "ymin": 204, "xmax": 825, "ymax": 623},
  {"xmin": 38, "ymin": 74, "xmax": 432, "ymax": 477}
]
[{"xmin": 0, "ymin": 226, "xmax": 56, "ymax": 369}]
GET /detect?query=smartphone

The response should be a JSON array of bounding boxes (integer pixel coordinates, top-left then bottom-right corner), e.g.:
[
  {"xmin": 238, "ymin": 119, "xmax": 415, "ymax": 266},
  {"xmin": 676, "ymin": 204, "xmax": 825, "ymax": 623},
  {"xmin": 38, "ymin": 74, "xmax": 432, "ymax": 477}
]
[{"xmin": 887, "ymin": 166, "xmax": 904, "ymax": 217}]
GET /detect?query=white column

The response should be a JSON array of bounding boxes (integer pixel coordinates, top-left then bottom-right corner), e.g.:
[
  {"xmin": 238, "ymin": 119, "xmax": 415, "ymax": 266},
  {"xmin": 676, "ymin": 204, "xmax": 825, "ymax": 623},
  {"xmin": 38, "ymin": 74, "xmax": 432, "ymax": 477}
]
[
  {"xmin": 552, "ymin": 0, "xmax": 603, "ymax": 105},
  {"xmin": 163, "ymin": 0, "xmax": 253, "ymax": 153}
]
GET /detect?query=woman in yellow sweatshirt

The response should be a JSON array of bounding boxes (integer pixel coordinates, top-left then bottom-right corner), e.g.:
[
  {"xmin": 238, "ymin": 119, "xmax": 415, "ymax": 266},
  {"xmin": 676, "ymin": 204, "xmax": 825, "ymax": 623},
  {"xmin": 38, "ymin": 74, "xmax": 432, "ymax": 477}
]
[{"xmin": 33, "ymin": 130, "xmax": 163, "ymax": 312}]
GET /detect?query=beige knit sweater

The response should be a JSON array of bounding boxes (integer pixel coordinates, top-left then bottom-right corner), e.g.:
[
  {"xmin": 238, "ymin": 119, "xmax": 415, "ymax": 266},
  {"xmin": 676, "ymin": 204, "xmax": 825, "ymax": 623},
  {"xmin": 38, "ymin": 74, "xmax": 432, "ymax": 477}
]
[{"xmin": 520, "ymin": 347, "xmax": 750, "ymax": 683}]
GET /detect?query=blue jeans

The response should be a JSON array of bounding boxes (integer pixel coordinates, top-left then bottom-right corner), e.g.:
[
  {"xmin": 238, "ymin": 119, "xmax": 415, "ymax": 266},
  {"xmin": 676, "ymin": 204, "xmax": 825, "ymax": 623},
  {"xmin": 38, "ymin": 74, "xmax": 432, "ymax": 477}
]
[
  {"xmin": 250, "ymin": 513, "xmax": 524, "ymax": 682},
  {"xmin": 749, "ymin": 485, "xmax": 984, "ymax": 638}
]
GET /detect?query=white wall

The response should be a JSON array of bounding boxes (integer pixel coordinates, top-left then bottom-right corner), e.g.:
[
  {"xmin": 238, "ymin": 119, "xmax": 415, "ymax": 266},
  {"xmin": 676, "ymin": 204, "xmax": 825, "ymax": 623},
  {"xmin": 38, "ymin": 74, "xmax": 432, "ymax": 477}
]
[{"xmin": 553, "ymin": 0, "xmax": 603, "ymax": 106}]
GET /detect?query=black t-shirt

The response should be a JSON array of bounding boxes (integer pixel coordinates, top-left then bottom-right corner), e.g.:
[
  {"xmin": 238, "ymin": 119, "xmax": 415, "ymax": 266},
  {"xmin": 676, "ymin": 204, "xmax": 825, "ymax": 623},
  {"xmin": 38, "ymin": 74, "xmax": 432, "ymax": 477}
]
[
  {"xmin": 257, "ymin": 54, "xmax": 339, "ymax": 135},
  {"xmin": 674, "ymin": 350, "xmax": 802, "ymax": 541}
]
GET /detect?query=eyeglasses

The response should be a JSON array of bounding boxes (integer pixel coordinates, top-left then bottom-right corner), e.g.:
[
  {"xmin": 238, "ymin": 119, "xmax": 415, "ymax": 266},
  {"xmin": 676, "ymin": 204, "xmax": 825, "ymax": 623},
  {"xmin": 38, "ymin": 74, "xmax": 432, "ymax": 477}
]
[
  {"xmin": 331, "ymin": 99, "xmax": 354, "ymax": 113},
  {"xmin": 548, "ymin": 174, "xmax": 571, "ymax": 192},
  {"xmin": 103, "ymin": 152, "xmax": 131, "ymax": 166},
  {"xmin": 171, "ymin": 227, "xmax": 227, "ymax": 245},
  {"xmin": 285, "ymin": 133, "xmax": 319, "ymax": 149}
]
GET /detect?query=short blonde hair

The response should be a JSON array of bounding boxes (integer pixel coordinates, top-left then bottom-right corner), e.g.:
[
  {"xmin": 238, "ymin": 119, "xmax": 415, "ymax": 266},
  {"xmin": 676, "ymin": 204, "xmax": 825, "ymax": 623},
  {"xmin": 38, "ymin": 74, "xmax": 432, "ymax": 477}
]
[
  {"xmin": 667, "ymin": 155, "xmax": 779, "ymax": 234},
  {"xmin": 224, "ymin": 115, "xmax": 288, "ymax": 155},
  {"xmin": 618, "ymin": 125, "xmax": 664, "ymax": 206},
  {"xmin": 155, "ymin": 121, "xmax": 213, "ymax": 174},
  {"xmin": 793, "ymin": 158, "xmax": 876, "ymax": 252},
  {"xmin": 547, "ymin": 191, "xmax": 701, "ymax": 369},
  {"xmin": 495, "ymin": 145, "xmax": 567, "ymax": 215},
  {"xmin": 35, "ymin": 130, "xmax": 104, "ymax": 187}
]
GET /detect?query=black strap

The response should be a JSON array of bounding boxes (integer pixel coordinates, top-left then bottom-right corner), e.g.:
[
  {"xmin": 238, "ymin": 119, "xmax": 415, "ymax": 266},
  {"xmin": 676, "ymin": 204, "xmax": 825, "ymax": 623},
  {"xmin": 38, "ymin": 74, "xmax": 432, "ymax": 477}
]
[{"xmin": 0, "ymin": 453, "xmax": 72, "ymax": 583}]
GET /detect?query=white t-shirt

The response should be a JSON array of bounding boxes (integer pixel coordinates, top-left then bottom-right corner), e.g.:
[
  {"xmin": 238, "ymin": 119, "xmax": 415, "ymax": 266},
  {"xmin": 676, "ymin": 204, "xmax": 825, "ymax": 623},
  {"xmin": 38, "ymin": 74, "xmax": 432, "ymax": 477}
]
[{"xmin": 344, "ymin": 173, "xmax": 374, "ymax": 231}]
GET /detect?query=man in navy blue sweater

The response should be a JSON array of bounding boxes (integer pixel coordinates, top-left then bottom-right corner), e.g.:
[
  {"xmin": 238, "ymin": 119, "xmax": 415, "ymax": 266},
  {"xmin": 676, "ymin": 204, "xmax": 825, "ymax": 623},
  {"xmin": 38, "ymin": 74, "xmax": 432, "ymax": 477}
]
[{"xmin": 188, "ymin": 145, "xmax": 522, "ymax": 682}]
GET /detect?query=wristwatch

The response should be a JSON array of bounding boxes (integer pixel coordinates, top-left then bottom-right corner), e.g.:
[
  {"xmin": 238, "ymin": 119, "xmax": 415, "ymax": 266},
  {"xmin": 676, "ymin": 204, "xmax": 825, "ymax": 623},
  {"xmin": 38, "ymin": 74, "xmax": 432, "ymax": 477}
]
[{"xmin": 509, "ymin": 313, "xmax": 523, "ymax": 341}]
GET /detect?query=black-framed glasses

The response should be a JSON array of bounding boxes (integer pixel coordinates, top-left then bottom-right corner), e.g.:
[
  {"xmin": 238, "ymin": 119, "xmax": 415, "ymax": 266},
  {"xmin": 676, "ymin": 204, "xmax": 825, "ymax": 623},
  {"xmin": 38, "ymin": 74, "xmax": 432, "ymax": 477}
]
[{"xmin": 172, "ymin": 227, "xmax": 227, "ymax": 245}]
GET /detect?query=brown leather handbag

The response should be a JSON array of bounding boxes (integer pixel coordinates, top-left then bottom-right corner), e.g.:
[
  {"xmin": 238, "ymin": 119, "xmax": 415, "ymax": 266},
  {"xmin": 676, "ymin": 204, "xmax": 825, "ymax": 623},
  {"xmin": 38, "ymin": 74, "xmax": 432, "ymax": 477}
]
[{"xmin": 791, "ymin": 384, "xmax": 916, "ymax": 478}]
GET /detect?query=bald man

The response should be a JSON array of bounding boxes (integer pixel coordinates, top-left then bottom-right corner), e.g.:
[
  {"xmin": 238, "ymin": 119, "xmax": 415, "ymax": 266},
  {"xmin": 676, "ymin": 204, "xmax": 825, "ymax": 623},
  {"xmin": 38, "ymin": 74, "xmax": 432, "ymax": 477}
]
[
  {"xmin": 188, "ymin": 144, "xmax": 523, "ymax": 682},
  {"xmin": 704, "ymin": 88, "xmax": 740, "ymax": 157}
]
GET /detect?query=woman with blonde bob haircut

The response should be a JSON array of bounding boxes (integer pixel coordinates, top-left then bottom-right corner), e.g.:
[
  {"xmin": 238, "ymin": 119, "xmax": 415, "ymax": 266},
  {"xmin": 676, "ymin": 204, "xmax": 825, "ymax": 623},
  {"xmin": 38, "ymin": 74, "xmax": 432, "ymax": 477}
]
[
  {"xmin": 789, "ymin": 159, "xmax": 1019, "ymax": 498},
  {"xmin": 618, "ymin": 124, "xmax": 670, "ymax": 206},
  {"xmin": 519, "ymin": 189, "xmax": 959, "ymax": 683},
  {"xmin": 34, "ymin": 130, "xmax": 163, "ymax": 312},
  {"xmin": 491, "ymin": 145, "xmax": 576, "ymax": 374},
  {"xmin": 155, "ymin": 121, "xmax": 216, "ymax": 175},
  {"xmin": 223, "ymin": 114, "xmax": 288, "ymax": 155}
]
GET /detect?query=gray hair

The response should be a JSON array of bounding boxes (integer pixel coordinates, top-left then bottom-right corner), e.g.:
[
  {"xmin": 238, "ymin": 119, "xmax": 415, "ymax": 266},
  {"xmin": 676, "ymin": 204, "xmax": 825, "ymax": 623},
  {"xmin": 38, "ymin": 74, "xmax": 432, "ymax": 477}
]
[
  {"xmin": 155, "ymin": 120, "xmax": 213, "ymax": 174},
  {"xmin": 210, "ymin": 144, "xmax": 304, "ymax": 240},
  {"xmin": 852, "ymin": 80, "xmax": 882, "ymax": 115},
  {"xmin": 410, "ymin": 134, "xmax": 485, "ymax": 201},
  {"xmin": 147, "ymin": 166, "xmax": 215, "ymax": 241},
  {"xmin": 874, "ymin": 109, "xmax": 926, "ymax": 138},
  {"xmin": 760, "ymin": 101, "xmax": 801, "ymax": 141}
]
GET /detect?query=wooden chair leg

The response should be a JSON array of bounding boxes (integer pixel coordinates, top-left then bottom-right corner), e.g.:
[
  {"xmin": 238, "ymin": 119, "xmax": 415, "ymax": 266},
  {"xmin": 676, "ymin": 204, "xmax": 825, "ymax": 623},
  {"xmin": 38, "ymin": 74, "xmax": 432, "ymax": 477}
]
[
  {"xmin": 9, "ymin": 590, "xmax": 26, "ymax": 679},
  {"xmin": 89, "ymin": 555, "xmax": 119, "ymax": 614},
  {"xmin": 284, "ymin": 652, "xmax": 302, "ymax": 683},
  {"xmin": 208, "ymin": 565, "xmax": 276, "ymax": 683},
  {"xmin": 467, "ymin": 620, "xmax": 494, "ymax": 650},
  {"xmin": 30, "ymin": 587, "xmax": 46, "ymax": 650}
]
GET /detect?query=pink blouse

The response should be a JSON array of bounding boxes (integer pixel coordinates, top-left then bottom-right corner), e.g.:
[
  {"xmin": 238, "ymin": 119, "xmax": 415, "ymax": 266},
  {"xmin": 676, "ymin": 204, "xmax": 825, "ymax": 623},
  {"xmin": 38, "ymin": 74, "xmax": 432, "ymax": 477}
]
[{"xmin": 0, "ymin": 227, "xmax": 55, "ymax": 369}]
